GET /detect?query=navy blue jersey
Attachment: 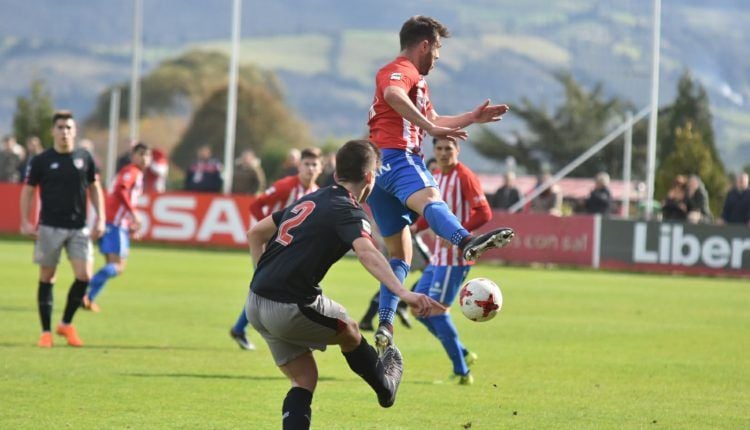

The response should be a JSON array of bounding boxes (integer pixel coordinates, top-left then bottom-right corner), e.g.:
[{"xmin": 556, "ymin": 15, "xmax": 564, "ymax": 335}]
[
  {"xmin": 250, "ymin": 185, "xmax": 374, "ymax": 304},
  {"xmin": 25, "ymin": 148, "xmax": 97, "ymax": 229}
]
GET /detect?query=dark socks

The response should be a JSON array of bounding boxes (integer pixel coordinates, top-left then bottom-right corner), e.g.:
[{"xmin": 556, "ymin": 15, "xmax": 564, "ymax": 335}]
[
  {"xmin": 360, "ymin": 292, "xmax": 379, "ymax": 326},
  {"xmin": 282, "ymin": 387, "xmax": 313, "ymax": 430},
  {"xmin": 342, "ymin": 337, "xmax": 384, "ymax": 395},
  {"xmin": 37, "ymin": 281, "xmax": 53, "ymax": 331},
  {"xmin": 62, "ymin": 279, "xmax": 88, "ymax": 324}
]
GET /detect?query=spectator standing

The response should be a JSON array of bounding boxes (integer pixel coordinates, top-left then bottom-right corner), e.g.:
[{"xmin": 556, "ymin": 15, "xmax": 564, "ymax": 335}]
[
  {"xmin": 115, "ymin": 140, "xmax": 137, "ymax": 173},
  {"xmin": 662, "ymin": 175, "xmax": 688, "ymax": 221},
  {"xmin": 18, "ymin": 136, "xmax": 44, "ymax": 180},
  {"xmin": 584, "ymin": 172, "xmax": 612, "ymax": 216},
  {"xmin": 185, "ymin": 145, "xmax": 223, "ymax": 193},
  {"xmin": 0, "ymin": 135, "xmax": 22, "ymax": 182},
  {"xmin": 232, "ymin": 149, "xmax": 266, "ymax": 194},
  {"xmin": 685, "ymin": 174, "xmax": 712, "ymax": 224},
  {"xmin": 720, "ymin": 172, "xmax": 750, "ymax": 225},
  {"xmin": 317, "ymin": 151, "xmax": 337, "ymax": 187},
  {"xmin": 530, "ymin": 173, "xmax": 562, "ymax": 216},
  {"xmin": 490, "ymin": 171, "xmax": 521, "ymax": 210},
  {"xmin": 279, "ymin": 147, "xmax": 301, "ymax": 179}
]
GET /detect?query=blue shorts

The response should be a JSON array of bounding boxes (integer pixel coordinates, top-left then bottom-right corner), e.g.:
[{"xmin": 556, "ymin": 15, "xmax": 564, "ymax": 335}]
[
  {"xmin": 98, "ymin": 224, "xmax": 130, "ymax": 257},
  {"xmin": 367, "ymin": 149, "xmax": 438, "ymax": 237},
  {"xmin": 414, "ymin": 265, "xmax": 471, "ymax": 306}
]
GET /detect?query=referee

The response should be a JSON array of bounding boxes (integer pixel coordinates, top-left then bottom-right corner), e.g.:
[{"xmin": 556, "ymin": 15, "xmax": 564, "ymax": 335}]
[{"xmin": 19, "ymin": 110, "xmax": 105, "ymax": 348}]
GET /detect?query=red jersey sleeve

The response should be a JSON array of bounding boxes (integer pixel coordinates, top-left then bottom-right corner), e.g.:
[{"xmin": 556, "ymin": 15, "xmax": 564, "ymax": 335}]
[
  {"xmin": 459, "ymin": 165, "xmax": 492, "ymax": 232},
  {"xmin": 250, "ymin": 176, "xmax": 294, "ymax": 220},
  {"xmin": 114, "ymin": 166, "xmax": 139, "ymax": 215},
  {"xmin": 376, "ymin": 61, "xmax": 419, "ymax": 94}
]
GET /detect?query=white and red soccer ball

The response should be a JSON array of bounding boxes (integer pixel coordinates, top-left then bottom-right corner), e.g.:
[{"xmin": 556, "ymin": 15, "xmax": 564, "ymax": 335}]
[{"xmin": 459, "ymin": 278, "xmax": 503, "ymax": 322}]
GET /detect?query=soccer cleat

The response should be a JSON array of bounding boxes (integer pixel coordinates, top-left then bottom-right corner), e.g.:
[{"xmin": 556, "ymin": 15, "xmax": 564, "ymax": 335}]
[
  {"xmin": 358, "ymin": 320, "xmax": 374, "ymax": 332},
  {"xmin": 37, "ymin": 332, "xmax": 53, "ymax": 348},
  {"xmin": 395, "ymin": 303, "xmax": 412, "ymax": 329},
  {"xmin": 229, "ymin": 329, "xmax": 256, "ymax": 351},
  {"xmin": 435, "ymin": 373, "xmax": 474, "ymax": 386},
  {"xmin": 55, "ymin": 324, "xmax": 83, "ymax": 347},
  {"xmin": 464, "ymin": 351, "xmax": 478, "ymax": 367},
  {"xmin": 376, "ymin": 345, "xmax": 403, "ymax": 408},
  {"xmin": 462, "ymin": 228, "xmax": 515, "ymax": 262},
  {"xmin": 374, "ymin": 325, "xmax": 393, "ymax": 357},
  {"xmin": 82, "ymin": 295, "xmax": 101, "ymax": 313}
]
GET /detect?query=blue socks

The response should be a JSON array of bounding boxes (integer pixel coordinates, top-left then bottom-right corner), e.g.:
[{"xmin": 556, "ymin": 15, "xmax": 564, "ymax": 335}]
[
  {"xmin": 428, "ymin": 313, "xmax": 469, "ymax": 376},
  {"xmin": 232, "ymin": 306, "xmax": 249, "ymax": 334},
  {"xmin": 377, "ymin": 259, "xmax": 410, "ymax": 326},
  {"xmin": 87, "ymin": 263, "xmax": 118, "ymax": 301},
  {"xmin": 423, "ymin": 201, "xmax": 469, "ymax": 246}
]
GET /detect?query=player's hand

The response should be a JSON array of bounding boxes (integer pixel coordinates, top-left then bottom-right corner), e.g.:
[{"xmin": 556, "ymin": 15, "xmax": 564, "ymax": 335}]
[
  {"xmin": 93, "ymin": 220, "xmax": 106, "ymax": 240},
  {"xmin": 20, "ymin": 220, "xmax": 37, "ymax": 239},
  {"xmin": 426, "ymin": 124, "xmax": 468, "ymax": 143},
  {"xmin": 401, "ymin": 291, "xmax": 446, "ymax": 318},
  {"xmin": 471, "ymin": 100, "xmax": 510, "ymax": 124}
]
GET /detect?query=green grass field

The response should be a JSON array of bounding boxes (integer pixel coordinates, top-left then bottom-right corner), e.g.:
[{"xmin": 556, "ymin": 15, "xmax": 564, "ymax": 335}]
[{"xmin": 1, "ymin": 239, "xmax": 748, "ymax": 429}]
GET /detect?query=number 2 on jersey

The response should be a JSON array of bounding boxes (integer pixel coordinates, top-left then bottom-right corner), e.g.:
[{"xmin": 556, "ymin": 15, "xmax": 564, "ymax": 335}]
[{"xmin": 275, "ymin": 201, "xmax": 316, "ymax": 246}]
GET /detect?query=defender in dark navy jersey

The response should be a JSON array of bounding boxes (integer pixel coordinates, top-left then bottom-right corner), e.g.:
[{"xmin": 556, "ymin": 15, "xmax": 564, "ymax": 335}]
[
  {"xmin": 19, "ymin": 110, "xmax": 106, "ymax": 348},
  {"xmin": 245, "ymin": 140, "xmax": 444, "ymax": 430}
]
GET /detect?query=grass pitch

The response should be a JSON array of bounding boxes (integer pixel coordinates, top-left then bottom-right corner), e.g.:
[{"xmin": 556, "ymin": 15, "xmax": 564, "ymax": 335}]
[{"xmin": 1, "ymin": 239, "xmax": 748, "ymax": 429}]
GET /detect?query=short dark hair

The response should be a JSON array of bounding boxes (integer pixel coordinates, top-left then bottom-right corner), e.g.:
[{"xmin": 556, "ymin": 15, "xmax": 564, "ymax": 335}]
[
  {"xmin": 399, "ymin": 15, "xmax": 450, "ymax": 50},
  {"xmin": 300, "ymin": 147, "xmax": 322, "ymax": 161},
  {"xmin": 132, "ymin": 142, "xmax": 150, "ymax": 154},
  {"xmin": 335, "ymin": 140, "xmax": 380, "ymax": 183},
  {"xmin": 52, "ymin": 110, "xmax": 74, "ymax": 125}
]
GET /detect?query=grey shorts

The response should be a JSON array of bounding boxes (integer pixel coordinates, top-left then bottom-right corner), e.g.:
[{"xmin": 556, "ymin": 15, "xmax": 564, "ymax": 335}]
[
  {"xmin": 246, "ymin": 291, "xmax": 350, "ymax": 366},
  {"xmin": 34, "ymin": 225, "xmax": 93, "ymax": 267}
]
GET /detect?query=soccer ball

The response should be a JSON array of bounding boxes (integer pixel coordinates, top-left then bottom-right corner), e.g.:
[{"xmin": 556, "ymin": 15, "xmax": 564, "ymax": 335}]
[{"xmin": 459, "ymin": 278, "xmax": 503, "ymax": 322}]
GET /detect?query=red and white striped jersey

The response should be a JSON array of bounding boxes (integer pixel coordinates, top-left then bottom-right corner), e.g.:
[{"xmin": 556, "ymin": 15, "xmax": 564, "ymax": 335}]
[
  {"xmin": 431, "ymin": 163, "xmax": 490, "ymax": 266},
  {"xmin": 368, "ymin": 56, "xmax": 434, "ymax": 154},
  {"xmin": 250, "ymin": 175, "xmax": 319, "ymax": 221},
  {"xmin": 105, "ymin": 163, "xmax": 143, "ymax": 228}
]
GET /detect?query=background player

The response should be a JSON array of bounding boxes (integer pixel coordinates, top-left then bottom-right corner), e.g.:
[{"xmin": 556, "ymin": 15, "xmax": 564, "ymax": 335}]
[
  {"xmin": 229, "ymin": 147, "xmax": 323, "ymax": 350},
  {"xmin": 366, "ymin": 15, "xmax": 514, "ymax": 351},
  {"xmin": 82, "ymin": 142, "xmax": 152, "ymax": 312},
  {"xmin": 411, "ymin": 137, "xmax": 492, "ymax": 385},
  {"xmin": 245, "ymin": 139, "xmax": 443, "ymax": 429},
  {"xmin": 19, "ymin": 110, "xmax": 105, "ymax": 347}
]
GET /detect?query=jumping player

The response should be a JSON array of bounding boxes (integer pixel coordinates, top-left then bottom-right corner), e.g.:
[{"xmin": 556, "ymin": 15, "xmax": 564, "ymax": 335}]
[
  {"xmin": 245, "ymin": 140, "xmax": 443, "ymax": 429},
  {"xmin": 82, "ymin": 142, "xmax": 152, "ymax": 312},
  {"xmin": 367, "ymin": 15, "xmax": 514, "ymax": 352},
  {"xmin": 412, "ymin": 137, "xmax": 492, "ymax": 385},
  {"xmin": 229, "ymin": 147, "xmax": 322, "ymax": 350}
]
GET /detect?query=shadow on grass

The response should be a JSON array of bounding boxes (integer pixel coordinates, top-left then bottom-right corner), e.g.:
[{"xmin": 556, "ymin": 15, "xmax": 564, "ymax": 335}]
[{"xmin": 123, "ymin": 372, "xmax": 339, "ymax": 382}]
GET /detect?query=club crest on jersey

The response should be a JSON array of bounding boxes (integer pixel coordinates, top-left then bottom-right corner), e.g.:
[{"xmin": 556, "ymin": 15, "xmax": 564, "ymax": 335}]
[
  {"xmin": 361, "ymin": 219, "xmax": 372, "ymax": 235},
  {"xmin": 73, "ymin": 158, "xmax": 84, "ymax": 169},
  {"xmin": 389, "ymin": 72, "xmax": 402, "ymax": 81}
]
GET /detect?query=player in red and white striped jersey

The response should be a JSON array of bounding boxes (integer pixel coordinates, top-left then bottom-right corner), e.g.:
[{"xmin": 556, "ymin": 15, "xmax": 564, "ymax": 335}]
[
  {"xmin": 84, "ymin": 143, "xmax": 152, "ymax": 312},
  {"xmin": 412, "ymin": 137, "xmax": 492, "ymax": 384},
  {"xmin": 230, "ymin": 147, "xmax": 323, "ymax": 350}
]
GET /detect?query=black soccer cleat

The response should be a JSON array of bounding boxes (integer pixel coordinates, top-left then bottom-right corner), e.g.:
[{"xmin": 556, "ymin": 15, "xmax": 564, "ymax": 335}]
[
  {"xmin": 376, "ymin": 345, "xmax": 403, "ymax": 408},
  {"xmin": 462, "ymin": 227, "xmax": 515, "ymax": 262},
  {"xmin": 395, "ymin": 303, "xmax": 412, "ymax": 329}
]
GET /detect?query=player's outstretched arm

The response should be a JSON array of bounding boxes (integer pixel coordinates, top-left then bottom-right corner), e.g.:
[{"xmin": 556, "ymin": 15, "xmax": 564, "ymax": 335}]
[
  {"xmin": 247, "ymin": 215, "xmax": 277, "ymax": 268},
  {"xmin": 383, "ymin": 86, "xmax": 467, "ymax": 142},
  {"xmin": 352, "ymin": 237, "xmax": 444, "ymax": 317},
  {"xmin": 433, "ymin": 100, "xmax": 510, "ymax": 129}
]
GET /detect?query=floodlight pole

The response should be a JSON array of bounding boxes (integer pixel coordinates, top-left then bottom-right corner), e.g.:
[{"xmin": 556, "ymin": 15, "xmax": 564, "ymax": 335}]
[
  {"xmin": 128, "ymin": 0, "xmax": 143, "ymax": 141},
  {"xmin": 622, "ymin": 111, "xmax": 633, "ymax": 218},
  {"xmin": 645, "ymin": 0, "xmax": 662, "ymax": 218},
  {"xmin": 223, "ymin": 0, "xmax": 242, "ymax": 195},
  {"xmin": 106, "ymin": 89, "xmax": 121, "ymax": 186}
]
